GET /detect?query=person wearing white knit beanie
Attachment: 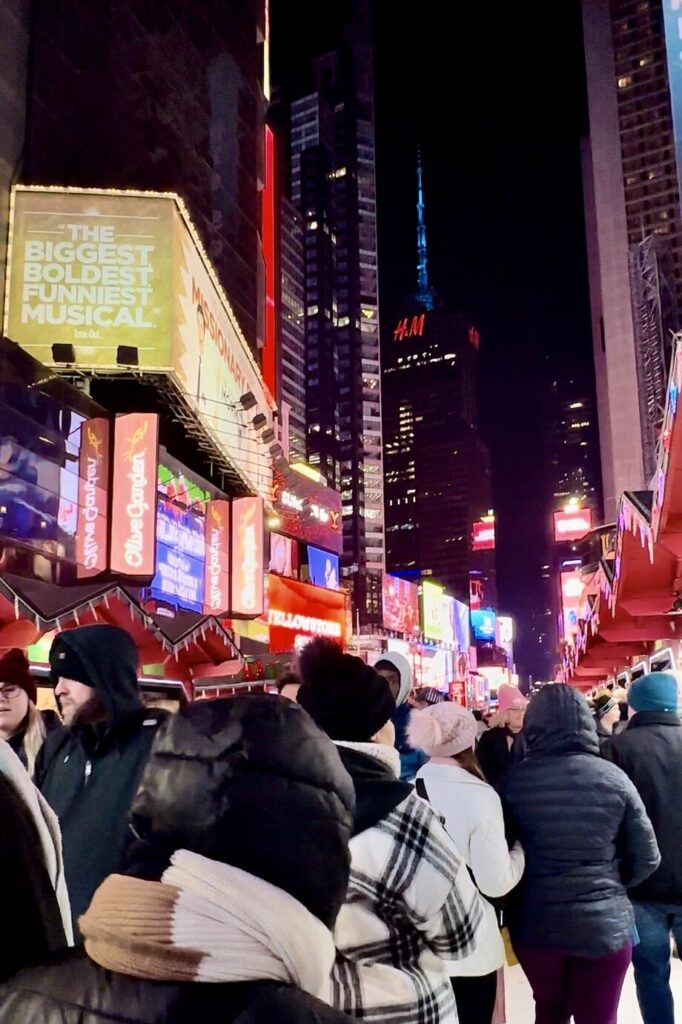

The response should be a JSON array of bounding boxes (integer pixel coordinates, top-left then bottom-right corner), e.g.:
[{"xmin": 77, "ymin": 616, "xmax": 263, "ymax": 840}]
[{"xmin": 409, "ymin": 702, "xmax": 525, "ymax": 1024}]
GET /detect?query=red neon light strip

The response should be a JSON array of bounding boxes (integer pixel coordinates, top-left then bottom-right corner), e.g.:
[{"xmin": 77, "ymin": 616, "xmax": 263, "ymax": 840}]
[{"xmin": 262, "ymin": 125, "xmax": 277, "ymax": 398}]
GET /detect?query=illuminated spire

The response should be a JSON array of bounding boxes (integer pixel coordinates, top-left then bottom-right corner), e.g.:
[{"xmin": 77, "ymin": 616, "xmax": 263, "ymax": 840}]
[{"xmin": 415, "ymin": 147, "xmax": 435, "ymax": 311}]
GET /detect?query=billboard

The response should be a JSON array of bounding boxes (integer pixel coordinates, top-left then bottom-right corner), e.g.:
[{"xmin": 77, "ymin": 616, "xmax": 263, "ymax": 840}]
[
  {"xmin": 471, "ymin": 608, "xmax": 497, "ymax": 642},
  {"xmin": 231, "ymin": 497, "xmax": 264, "ymax": 616},
  {"xmin": 560, "ymin": 569, "xmax": 584, "ymax": 645},
  {"xmin": 110, "ymin": 413, "xmax": 158, "ymax": 577},
  {"xmin": 204, "ymin": 500, "xmax": 230, "ymax": 615},
  {"xmin": 472, "ymin": 518, "xmax": 495, "ymax": 551},
  {"xmin": 422, "ymin": 580, "xmax": 445, "ymax": 642},
  {"xmin": 272, "ymin": 463, "xmax": 342, "ymax": 554},
  {"xmin": 382, "ymin": 574, "xmax": 420, "ymax": 635},
  {"xmin": 497, "ymin": 616, "xmax": 514, "ymax": 646},
  {"xmin": 267, "ymin": 574, "xmax": 347, "ymax": 653},
  {"xmin": 553, "ymin": 508, "xmax": 593, "ymax": 543},
  {"xmin": 75, "ymin": 417, "xmax": 110, "ymax": 578},
  {"xmin": 453, "ymin": 599, "xmax": 471, "ymax": 653},
  {"xmin": 441, "ymin": 595, "xmax": 457, "ymax": 647},
  {"xmin": 307, "ymin": 545, "xmax": 340, "ymax": 590},
  {"xmin": 4, "ymin": 187, "xmax": 275, "ymax": 501},
  {"xmin": 269, "ymin": 533, "xmax": 297, "ymax": 578},
  {"xmin": 150, "ymin": 498, "xmax": 205, "ymax": 613}
]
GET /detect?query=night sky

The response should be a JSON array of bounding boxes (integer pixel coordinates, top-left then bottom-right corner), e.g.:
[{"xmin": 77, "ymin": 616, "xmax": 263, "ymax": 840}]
[{"xmin": 273, "ymin": 1, "xmax": 594, "ymax": 680}]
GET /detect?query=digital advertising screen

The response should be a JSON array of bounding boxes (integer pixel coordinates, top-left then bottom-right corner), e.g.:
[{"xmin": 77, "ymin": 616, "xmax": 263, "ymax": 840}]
[
  {"xmin": 471, "ymin": 608, "xmax": 497, "ymax": 642},
  {"xmin": 267, "ymin": 574, "xmax": 346, "ymax": 653},
  {"xmin": 441, "ymin": 595, "xmax": 456, "ymax": 647},
  {"xmin": 382, "ymin": 573, "xmax": 420, "ymax": 635},
  {"xmin": 269, "ymin": 533, "xmax": 297, "ymax": 578},
  {"xmin": 553, "ymin": 508, "xmax": 593, "ymax": 543},
  {"xmin": 422, "ymin": 580, "xmax": 445, "ymax": 642},
  {"xmin": 453, "ymin": 599, "xmax": 471, "ymax": 652},
  {"xmin": 472, "ymin": 518, "xmax": 495, "ymax": 551},
  {"xmin": 307, "ymin": 545, "xmax": 340, "ymax": 590},
  {"xmin": 150, "ymin": 498, "xmax": 206, "ymax": 613}
]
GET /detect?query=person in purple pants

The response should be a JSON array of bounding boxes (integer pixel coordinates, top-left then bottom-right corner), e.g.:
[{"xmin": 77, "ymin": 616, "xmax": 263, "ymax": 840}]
[{"xmin": 503, "ymin": 685, "xmax": 660, "ymax": 1024}]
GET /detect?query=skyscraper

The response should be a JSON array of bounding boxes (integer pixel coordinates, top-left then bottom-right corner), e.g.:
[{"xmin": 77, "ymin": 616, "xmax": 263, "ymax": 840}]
[
  {"xmin": 582, "ymin": 0, "xmax": 682, "ymax": 517},
  {"xmin": 382, "ymin": 161, "xmax": 495, "ymax": 607},
  {"xmin": 12, "ymin": 0, "xmax": 267, "ymax": 352},
  {"xmin": 546, "ymin": 373, "xmax": 603, "ymax": 518},
  {"xmin": 274, "ymin": 5, "xmax": 385, "ymax": 626}
]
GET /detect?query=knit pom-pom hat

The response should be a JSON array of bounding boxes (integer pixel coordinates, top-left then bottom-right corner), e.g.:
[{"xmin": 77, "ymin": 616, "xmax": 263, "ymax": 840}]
[{"xmin": 407, "ymin": 702, "xmax": 478, "ymax": 758}]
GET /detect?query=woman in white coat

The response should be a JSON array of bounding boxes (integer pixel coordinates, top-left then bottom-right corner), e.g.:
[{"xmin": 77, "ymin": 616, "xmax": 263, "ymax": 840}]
[{"xmin": 409, "ymin": 702, "xmax": 525, "ymax": 1024}]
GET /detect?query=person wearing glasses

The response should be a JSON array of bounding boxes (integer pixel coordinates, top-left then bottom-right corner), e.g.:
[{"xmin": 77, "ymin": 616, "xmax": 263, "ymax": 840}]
[{"xmin": 0, "ymin": 649, "xmax": 57, "ymax": 777}]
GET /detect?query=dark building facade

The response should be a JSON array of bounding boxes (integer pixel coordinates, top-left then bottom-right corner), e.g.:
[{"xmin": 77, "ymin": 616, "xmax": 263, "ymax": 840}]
[
  {"xmin": 547, "ymin": 373, "xmax": 603, "ymax": 518},
  {"xmin": 273, "ymin": 5, "xmax": 385, "ymax": 626},
  {"xmin": 278, "ymin": 195, "xmax": 306, "ymax": 461},
  {"xmin": 14, "ymin": 0, "xmax": 266, "ymax": 352},
  {"xmin": 383, "ymin": 308, "xmax": 495, "ymax": 606}
]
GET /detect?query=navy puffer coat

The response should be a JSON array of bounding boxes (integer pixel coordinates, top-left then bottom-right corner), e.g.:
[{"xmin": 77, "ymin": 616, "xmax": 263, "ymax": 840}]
[{"xmin": 503, "ymin": 685, "xmax": 660, "ymax": 956}]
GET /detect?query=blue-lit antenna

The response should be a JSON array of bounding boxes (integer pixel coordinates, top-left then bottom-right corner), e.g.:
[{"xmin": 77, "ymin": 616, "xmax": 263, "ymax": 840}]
[{"xmin": 415, "ymin": 147, "xmax": 435, "ymax": 311}]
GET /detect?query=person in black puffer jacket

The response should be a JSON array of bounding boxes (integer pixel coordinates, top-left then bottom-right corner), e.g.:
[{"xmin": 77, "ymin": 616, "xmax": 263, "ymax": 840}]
[
  {"xmin": 602, "ymin": 672, "xmax": 682, "ymax": 1024},
  {"xmin": 503, "ymin": 684, "xmax": 660, "ymax": 1024},
  {"xmin": 0, "ymin": 695, "xmax": 356, "ymax": 1024}
]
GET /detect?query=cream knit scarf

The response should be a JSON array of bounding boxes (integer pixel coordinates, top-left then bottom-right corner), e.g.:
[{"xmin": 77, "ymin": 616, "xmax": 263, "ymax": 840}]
[
  {"xmin": 0, "ymin": 740, "xmax": 73, "ymax": 946},
  {"xmin": 80, "ymin": 849, "xmax": 336, "ymax": 1000}
]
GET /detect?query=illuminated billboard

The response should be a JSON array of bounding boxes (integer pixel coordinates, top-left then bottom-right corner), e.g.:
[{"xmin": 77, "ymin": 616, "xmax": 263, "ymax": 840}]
[
  {"xmin": 453, "ymin": 599, "xmax": 471, "ymax": 652},
  {"xmin": 267, "ymin": 574, "xmax": 347, "ymax": 653},
  {"xmin": 497, "ymin": 616, "xmax": 514, "ymax": 646},
  {"xmin": 269, "ymin": 533, "xmax": 297, "ymax": 578},
  {"xmin": 204, "ymin": 500, "xmax": 230, "ymax": 615},
  {"xmin": 472, "ymin": 518, "xmax": 495, "ymax": 551},
  {"xmin": 4, "ymin": 186, "xmax": 275, "ymax": 501},
  {"xmin": 231, "ymin": 497, "xmax": 264, "ymax": 617},
  {"xmin": 110, "ymin": 413, "xmax": 159, "ymax": 578},
  {"xmin": 553, "ymin": 508, "xmax": 593, "ymax": 543},
  {"xmin": 307, "ymin": 545, "xmax": 340, "ymax": 590},
  {"xmin": 75, "ymin": 417, "xmax": 110, "ymax": 578},
  {"xmin": 422, "ymin": 580, "xmax": 445, "ymax": 642},
  {"xmin": 471, "ymin": 609, "xmax": 497, "ymax": 642},
  {"xmin": 560, "ymin": 569, "xmax": 584, "ymax": 645},
  {"xmin": 441, "ymin": 595, "xmax": 456, "ymax": 647},
  {"xmin": 150, "ymin": 498, "xmax": 205, "ymax": 613},
  {"xmin": 382, "ymin": 574, "xmax": 420, "ymax": 635},
  {"xmin": 272, "ymin": 464, "xmax": 342, "ymax": 554}
]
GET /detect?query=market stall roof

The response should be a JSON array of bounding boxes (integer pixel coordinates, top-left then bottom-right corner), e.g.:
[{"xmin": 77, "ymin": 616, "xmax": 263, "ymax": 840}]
[
  {"xmin": 565, "ymin": 340, "xmax": 682, "ymax": 685},
  {"xmin": 150, "ymin": 612, "xmax": 243, "ymax": 682},
  {"xmin": 0, "ymin": 574, "xmax": 244, "ymax": 687},
  {"xmin": 0, "ymin": 573, "xmax": 169, "ymax": 665}
]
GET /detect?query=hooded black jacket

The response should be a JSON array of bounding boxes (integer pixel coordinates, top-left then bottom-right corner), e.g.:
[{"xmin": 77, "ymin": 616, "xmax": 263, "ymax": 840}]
[
  {"xmin": 602, "ymin": 710, "xmax": 682, "ymax": 904},
  {"xmin": 34, "ymin": 626, "xmax": 165, "ymax": 931},
  {"xmin": 503, "ymin": 685, "xmax": 660, "ymax": 956},
  {"xmin": 476, "ymin": 726, "xmax": 526, "ymax": 791}
]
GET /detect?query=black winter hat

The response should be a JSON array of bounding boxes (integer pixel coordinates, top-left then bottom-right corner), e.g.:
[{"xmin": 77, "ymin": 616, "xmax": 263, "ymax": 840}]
[
  {"xmin": 128, "ymin": 695, "xmax": 355, "ymax": 929},
  {"xmin": 297, "ymin": 638, "xmax": 396, "ymax": 742},
  {"xmin": 0, "ymin": 648, "xmax": 36, "ymax": 704},
  {"xmin": 592, "ymin": 693, "xmax": 617, "ymax": 720},
  {"xmin": 49, "ymin": 625, "xmax": 142, "ymax": 728}
]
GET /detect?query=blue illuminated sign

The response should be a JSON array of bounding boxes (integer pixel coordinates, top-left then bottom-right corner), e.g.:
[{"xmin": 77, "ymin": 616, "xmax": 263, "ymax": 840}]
[{"xmin": 150, "ymin": 498, "xmax": 205, "ymax": 612}]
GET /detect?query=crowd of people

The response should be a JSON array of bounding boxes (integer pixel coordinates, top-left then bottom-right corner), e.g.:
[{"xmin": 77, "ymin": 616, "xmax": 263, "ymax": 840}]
[{"xmin": 0, "ymin": 625, "xmax": 681, "ymax": 1024}]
